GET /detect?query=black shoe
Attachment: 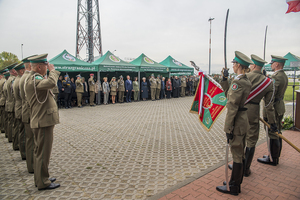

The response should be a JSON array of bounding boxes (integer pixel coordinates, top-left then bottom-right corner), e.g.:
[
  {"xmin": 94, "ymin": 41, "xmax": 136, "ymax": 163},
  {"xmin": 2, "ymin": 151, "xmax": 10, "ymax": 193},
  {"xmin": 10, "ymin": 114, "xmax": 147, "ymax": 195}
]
[
  {"xmin": 228, "ymin": 164, "xmax": 233, "ymax": 170},
  {"xmin": 222, "ymin": 181, "xmax": 241, "ymax": 193},
  {"xmin": 22, "ymin": 157, "xmax": 26, "ymax": 160},
  {"xmin": 68, "ymin": 106, "xmax": 72, "ymax": 108},
  {"xmin": 29, "ymin": 171, "xmax": 34, "ymax": 174},
  {"xmin": 38, "ymin": 183, "xmax": 60, "ymax": 190},
  {"xmin": 216, "ymin": 185, "xmax": 239, "ymax": 196},
  {"xmin": 65, "ymin": 107, "xmax": 69, "ymax": 109},
  {"xmin": 49, "ymin": 178, "xmax": 56, "ymax": 182},
  {"xmin": 1, "ymin": 130, "xmax": 4, "ymax": 133},
  {"xmin": 257, "ymin": 156, "xmax": 278, "ymax": 166}
]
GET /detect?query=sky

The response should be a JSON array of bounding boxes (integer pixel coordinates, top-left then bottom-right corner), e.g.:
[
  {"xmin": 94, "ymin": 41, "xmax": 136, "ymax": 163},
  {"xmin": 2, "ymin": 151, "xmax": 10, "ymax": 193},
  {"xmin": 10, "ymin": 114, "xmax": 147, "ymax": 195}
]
[{"xmin": 0, "ymin": 0, "xmax": 299, "ymax": 74}]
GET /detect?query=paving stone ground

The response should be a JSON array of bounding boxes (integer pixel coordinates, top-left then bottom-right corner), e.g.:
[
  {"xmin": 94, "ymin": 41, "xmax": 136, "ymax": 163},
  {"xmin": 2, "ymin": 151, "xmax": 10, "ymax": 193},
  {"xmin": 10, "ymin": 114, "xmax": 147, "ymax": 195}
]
[{"xmin": 0, "ymin": 96, "xmax": 295, "ymax": 199}]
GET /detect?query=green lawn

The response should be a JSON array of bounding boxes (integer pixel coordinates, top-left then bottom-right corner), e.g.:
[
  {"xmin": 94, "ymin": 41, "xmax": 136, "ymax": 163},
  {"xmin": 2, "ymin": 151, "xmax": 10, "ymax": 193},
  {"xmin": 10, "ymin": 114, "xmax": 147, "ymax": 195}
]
[{"xmin": 284, "ymin": 81, "xmax": 300, "ymax": 101}]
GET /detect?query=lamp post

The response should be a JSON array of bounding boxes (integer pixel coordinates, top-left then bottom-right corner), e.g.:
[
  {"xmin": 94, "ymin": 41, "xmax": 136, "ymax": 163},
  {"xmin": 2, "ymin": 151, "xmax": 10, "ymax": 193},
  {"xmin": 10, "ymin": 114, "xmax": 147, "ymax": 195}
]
[
  {"xmin": 21, "ymin": 44, "xmax": 24, "ymax": 59},
  {"xmin": 112, "ymin": 50, "xmax": 116, "ymax": 54},
  {"xmin": 208, "ymin": 17, "xmax": 214, "ymax": 75}
]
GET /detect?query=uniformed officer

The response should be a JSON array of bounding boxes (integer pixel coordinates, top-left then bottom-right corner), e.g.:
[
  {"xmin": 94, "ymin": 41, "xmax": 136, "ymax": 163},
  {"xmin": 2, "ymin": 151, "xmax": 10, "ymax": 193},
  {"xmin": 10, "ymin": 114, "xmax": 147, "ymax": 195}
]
[
  {"xmin": 13, "ymin": 62, "xmax": 26, "ymax": 159},
  {"xmin": 216, "ymin": 51, "xmax": 252, "ymax": 196},
  {"xmin": 19, "ymin": 55, "xmax": 36, "ymax": 173},
  {"xmin": 5, "ymin": 63, "xmax": 18, "ymax": 147},
  {"xmin": 110, "ymin": 77, "xmax": 118, "ymax": 104},
  {"xmin": 181, "ymin": 75, "xmax": 187, "ymax": 97},
  {"xmin": 257, "ymin": 55, "xmax": 288, "ymax": 166},
  {"xmin": 149, "ymin": 74, "xmax": 157, "ymax": 101},
  {"xmin": 1, "ymin": 70, "xmax": 10, "ymax": 138},
  {"xmin": 117, "ymin": 75, "xmax": 125, "ymax": 103},
  {"xmin": 62, "ymin": 75, "xmax": 72, "ymax": 109},
  {"xmin": 228, "ymin": 55, "xmax": 277, "ymax": 176},
  {"xmin": 25, "ymin": 54, "xmax": 60, "ymax": 190},
  {"xmin": 88, "ymin": 73, "xmax": 96, "ymax": 106},
  {"xmin": 75, "ymin": 74, "xmax": 84, "ymax": 108},
  {"xmin": 155, "ymin": 75, "xmax": 161, "ymax": 100},
  {"xmin": 0, "ymin": 69, "xmax": 8, "ymax": 134}
]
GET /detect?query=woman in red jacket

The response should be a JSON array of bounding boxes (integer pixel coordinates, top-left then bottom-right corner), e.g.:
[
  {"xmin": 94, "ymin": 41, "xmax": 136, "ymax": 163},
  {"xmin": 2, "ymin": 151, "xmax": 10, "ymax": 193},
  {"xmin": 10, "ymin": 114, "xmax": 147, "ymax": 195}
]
[{"xmin": 166, "ymin": 78, "xmax": 172, "ymax": 99}]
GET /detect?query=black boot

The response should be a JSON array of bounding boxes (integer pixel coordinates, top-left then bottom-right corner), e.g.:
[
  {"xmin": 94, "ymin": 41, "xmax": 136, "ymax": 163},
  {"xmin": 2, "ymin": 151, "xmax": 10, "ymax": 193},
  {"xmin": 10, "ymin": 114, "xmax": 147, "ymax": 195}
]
[
  {"xmin": 257, "ymin": 139, "xmax": 279, "ymax": 166},
  {"xmin": 244, "ymin": 147, "xmax": 255, "ymax": 177},
  {"xmin": 216, "ymin": 162, "xmax": 243, "ymax": 196}
]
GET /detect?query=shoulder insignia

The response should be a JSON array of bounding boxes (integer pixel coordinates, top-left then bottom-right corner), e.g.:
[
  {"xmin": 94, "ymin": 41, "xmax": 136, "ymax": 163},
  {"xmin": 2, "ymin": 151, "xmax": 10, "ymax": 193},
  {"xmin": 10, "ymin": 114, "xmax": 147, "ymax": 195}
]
[
  {"xmin": 231, "ymin": 83, "xmax": 238, "ymax": 90},
  {"xmin": 35, "ymin": 76, "xmax": 43, "ymax": 80}
]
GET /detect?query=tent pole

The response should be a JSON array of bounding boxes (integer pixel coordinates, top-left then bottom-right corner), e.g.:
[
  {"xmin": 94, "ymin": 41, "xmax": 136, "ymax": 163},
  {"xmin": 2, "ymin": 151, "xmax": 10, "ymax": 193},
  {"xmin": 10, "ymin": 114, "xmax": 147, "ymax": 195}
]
[
  {"xmin": 138, "ymin": 71, "xmax": 140, "ymax": 101},
  {"xmin": 97, "ymin": 70, "xmax": 101, "ymax": 105},
  {"xmin": 169, "ymin": 72, "xmax": 171, "ymax": 78}
]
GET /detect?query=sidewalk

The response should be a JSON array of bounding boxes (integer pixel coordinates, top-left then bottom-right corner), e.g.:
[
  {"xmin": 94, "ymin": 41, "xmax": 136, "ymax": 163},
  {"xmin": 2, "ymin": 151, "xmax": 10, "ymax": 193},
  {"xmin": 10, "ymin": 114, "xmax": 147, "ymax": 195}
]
[{"xmin": 156, "ymin": 130, "xmax": 300, "ymax": 200}]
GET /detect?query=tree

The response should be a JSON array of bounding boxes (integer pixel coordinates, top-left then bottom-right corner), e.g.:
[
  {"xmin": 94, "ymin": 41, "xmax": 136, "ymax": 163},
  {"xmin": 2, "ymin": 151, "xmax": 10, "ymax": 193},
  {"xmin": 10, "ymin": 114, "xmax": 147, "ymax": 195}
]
[{"xmin": 0, "ymin": 51, "xmax": 20, "ymax": 70}]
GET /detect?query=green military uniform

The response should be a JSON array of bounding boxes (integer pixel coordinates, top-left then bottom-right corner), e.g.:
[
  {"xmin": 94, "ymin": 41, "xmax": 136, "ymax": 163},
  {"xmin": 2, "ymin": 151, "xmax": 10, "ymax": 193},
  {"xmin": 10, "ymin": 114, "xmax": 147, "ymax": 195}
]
[
  {"xmin": 133, "ymin": 80, "xmax": 139, "ymax": 101},
  {"xmin": 88, "ymin": 75, "xmax": 95, "ymax": 106},
  {"xmin": 118, "ymin": 76, "xmax": 125, "ymax": 103},
  {"xmin": 156, "ymin": 76, "xmax": 161, "ymax": 100},
  {"xmin": 217, "ymin": 51, "xmax": 252, "ymax": 196},
  {"xmin": 181, "ymin": 76, "xmax": 186, "ymax": 96},
  {"xmin": 258, "ymin": 55, "xmax": 288, "ymax": 166},
  {"xmin": 75, "ymin": 75, "xmax": 84, "ymax": 107},
  {"xmin": 2, "ymin": 72, "xmax": 10, "ymax": 138},
  {"xmin": 13, "ymin": 63, "xmax": 26, "ymax": 159},
  {"xmin": 5, "ymin": 63, "xmax": 17, "ymax": 147},
  {"xmin": 52, "ymin": 85, "xmax": 59, "ymax": 104},
  {"xmin": 110, "ymin": 79, "xmax": 118, "ymax": 96},
  {"xmin": 149, "ymin": 75, "xmax": 157, "ymax": 101},
  {"xmin": 0, "ymin": 70, "xmax": 8, "ymax": 134},
  {"xmin": 25, "ymin": 54, "xmax": 60, "ymax": 190}
]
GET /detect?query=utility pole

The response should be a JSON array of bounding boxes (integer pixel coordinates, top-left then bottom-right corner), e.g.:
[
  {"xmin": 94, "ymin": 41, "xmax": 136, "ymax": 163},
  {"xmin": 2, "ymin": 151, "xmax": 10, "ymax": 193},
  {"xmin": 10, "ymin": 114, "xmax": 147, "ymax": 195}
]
[{"xmin": 208, "ymin": 17, "xmax": 214, "ymax": 75}]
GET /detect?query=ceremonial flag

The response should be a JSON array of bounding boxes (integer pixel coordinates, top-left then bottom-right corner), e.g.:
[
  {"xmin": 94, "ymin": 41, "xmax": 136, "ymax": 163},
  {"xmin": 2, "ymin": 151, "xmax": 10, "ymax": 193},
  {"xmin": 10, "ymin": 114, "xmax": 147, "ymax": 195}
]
[
  {"xmin": 190, "ymin": 71, "xmax": 227, "ymax": 131},
  {"xmin": 286, "ymin": 0, "xmax": 300, "ymax": 13}
]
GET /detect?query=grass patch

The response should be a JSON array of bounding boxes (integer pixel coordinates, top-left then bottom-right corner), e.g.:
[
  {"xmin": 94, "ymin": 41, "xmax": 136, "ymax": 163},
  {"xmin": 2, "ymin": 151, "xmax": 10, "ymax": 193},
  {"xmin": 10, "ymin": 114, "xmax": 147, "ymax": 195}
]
[{"xmin": 284, "ymin": 82, "xmax": 300, "ymax": 101}]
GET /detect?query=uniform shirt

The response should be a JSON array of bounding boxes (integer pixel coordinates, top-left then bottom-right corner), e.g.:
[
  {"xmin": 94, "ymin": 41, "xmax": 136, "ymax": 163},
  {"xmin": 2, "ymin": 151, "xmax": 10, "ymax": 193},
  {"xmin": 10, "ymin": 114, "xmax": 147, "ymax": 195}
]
[
  {"xmin": 19, "ymin": 71, "xmax": 31, "ymax": 123},
  {"xmin": 5, "ymin": 75, "xmax": 16, "ymax": 112},
  {"xmin": 13, "ymin": 75, "xmax": 23, "ymax": 119},
  {"xmin": 271, "ymin": 69, "xmax": 288, "ymax": 116},
  {"xmin": 156, "ymin": 78, "xmax": 161, "ymax": 89},
  {"xmin": 0, "ymin": 78, "xmax": 7, "ymax": 106},
  {"xmin": 149, "ymin": 77, "xmax": 157, "ymax": 89},
  {"xmin": 75, "ymin": 79, "xmax": 84, "ymax": 93},
  {"xmin": 118, "ymin": 79, "xmax": 125, "ymax": 91},
  {"xmin": 88, "ymin": 77, "xmax": 95, "ymax": 92}
]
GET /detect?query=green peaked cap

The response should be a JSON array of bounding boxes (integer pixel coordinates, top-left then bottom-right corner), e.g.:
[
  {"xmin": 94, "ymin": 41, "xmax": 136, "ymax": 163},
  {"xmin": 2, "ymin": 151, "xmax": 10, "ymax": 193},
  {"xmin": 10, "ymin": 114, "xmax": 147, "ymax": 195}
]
[
  {"xmin": 22, "ymin": 54, "xmax": 38, "ymax": 63},
  {"xmin": 251, "ymin": 54, "xmax": 267, "ymax": 67},
  {"xmin": 14, "ymin": 62, "xmax": 25, "ymax": 70},
  {"xmin": 233, "ymin": 51, "xmax": 253, "ymax": 67},
  {"xmin": 6, "ymin": 62, "xmax": 18, "ymax": 70},
  {"xmin": 28, "ymin": 53, "xmax": 48, "ymax": 63},
  {"xmin": 270, "ymin": 55, "xmax": 288, "ymax": 64}
]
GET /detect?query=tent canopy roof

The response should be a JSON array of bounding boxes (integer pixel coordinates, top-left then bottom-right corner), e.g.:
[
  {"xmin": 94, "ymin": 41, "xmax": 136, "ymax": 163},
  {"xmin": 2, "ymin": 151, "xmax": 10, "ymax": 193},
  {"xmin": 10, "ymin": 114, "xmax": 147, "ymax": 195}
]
[
  {"xmin": 49, "ymin": 50, "xmax": 97, "ymax": 72},
  {"xmin": 160, "ymin": 55, "xmax": 194, "ymax": 74}
]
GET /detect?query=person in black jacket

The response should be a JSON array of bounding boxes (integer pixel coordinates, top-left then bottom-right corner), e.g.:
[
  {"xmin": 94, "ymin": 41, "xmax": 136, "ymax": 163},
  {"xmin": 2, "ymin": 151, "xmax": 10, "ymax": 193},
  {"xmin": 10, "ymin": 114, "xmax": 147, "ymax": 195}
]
[
  {"xmin": 62, "ymin": 75, "xmax": 72, "ymax": 109},
  {"xmin": 57, "ymin": 75, "xmax": 63, "ymax": 108},
  {"xmin": 173, "ymin": 76, "xmax": 180, "ymax": 98}
]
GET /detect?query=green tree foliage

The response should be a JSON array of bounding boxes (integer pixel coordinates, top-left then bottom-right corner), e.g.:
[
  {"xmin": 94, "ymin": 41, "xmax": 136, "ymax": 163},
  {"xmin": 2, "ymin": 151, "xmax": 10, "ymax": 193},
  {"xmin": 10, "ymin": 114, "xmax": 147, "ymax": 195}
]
[{"xmin": 0, "ymin": 51, "xmax": 20, "ymax": 70}]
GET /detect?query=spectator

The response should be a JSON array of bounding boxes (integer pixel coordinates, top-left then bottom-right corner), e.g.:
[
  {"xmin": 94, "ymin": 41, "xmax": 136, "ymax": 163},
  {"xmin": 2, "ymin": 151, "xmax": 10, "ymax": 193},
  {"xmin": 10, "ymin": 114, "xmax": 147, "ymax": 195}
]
[
  {"xmin": 88, "ymin": 74, "xmax": 96, "ymax": 106},
  {"xmin": 141, "ymin": 77, "xmax": 148, "ymax": 101},
  {"xmin": 173, "ymin": 76, "xmax": 180, "ymax": 98},
  {"xmin": 110, "ymin": 77, "xmax": 117, "ymax": 104},
  {"xmin": 102, "ymin": 77, "xmax": 110, "ymax": 105},
  {"xmin": 160, "ymin": 77, "xmax": 165, "ymax": 99},
  {"xmin": 95, "ymin": 80, "xmax": 101, "ymax": 104},
  {"xmin": 125, "ymin": 75, "xmax": 133, "ymax": 103},
  {"xmin": 166, "ymin": 78, "xmax": 172, "ymax": 99},
  {"xmin": 70, "ymin": 77, "xmax": 76, "ymax": 106},
  {"xmin": 133, "ymin": 77, "xmax": 139, "ymax": 102},
  {"xmin": 57, "ymin": 75, "xmax": 63, "ymax": 107},
  {"xmin": 82, "ymin": 77, "xmax": 88, "ymax": 105},
  {"xmin": 75, "ymin": 75, "xmax": 83, "ymax": 108},
  {"xmin": 62, "ymin": 75, "xmax": 72, "ymax": 109}
]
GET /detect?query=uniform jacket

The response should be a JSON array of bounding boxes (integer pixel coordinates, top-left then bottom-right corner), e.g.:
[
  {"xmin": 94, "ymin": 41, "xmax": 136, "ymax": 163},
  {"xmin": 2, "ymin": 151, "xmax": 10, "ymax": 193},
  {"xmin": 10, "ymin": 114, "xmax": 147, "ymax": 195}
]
[
  {"xmin": 88, "ymin": 77, "xmax": 95, "ymax": 92},
  {"xmin": 110, "ymin": 81, "xmax": 118, "ymax": 92},
  {"xmin": 0, "ymin": 78, "xmax": 7, "ymax": 106},
  {"xmin": 149, "ymin": 77, "xmax": 157, "ymax": 89},
  {"xmin": 13, "ymin": 75, "xmax": 23, "ymax": 119},
  {"xmin": 118, "ymin": 79, "xmax": 125, "ymax": 91},
  {"xmin": 52, "ymin": 85, "xmax": 59, "ymax": 94},
  {"xmin": 156, "ymin": 78, "xmax": 161, "ymax": 89},
  {"xmin": 221, "ymin": 74, "xmax": 251, "ymax": 134},
  {"xmin": 181, "ymin": 77, "xmax": 187, "ymax": 87},
  {"xmin": 95, "ymin": 81, "xmax": 101, "ymax": 93},
  {"xmin": 125, "ymin": 79, "xmax": 133, "ymax": 91},
  {"xmin": 271, "ymin": 70, "xmax": 288, "ymax": 116},
  {"xmin": 25, "ymin": 70, "xmax": 61, "ymax": 128},
  {"xmin": 133, "ymin": 81, "xmax": 139, "ymax": 91},
  {"xmin": 19, "ymin": 71, "xmax": 31, "ymax": 123},
  {"xmin": 75, "ymin": 79, "xmax": 84, "ymax": 93},
  {"xmin": 102, "ymin": 81, "xmax": 110, "ymax": 93},
  {"xmin": 5, "ymin": 75, "xmax": 16, "ymax": 112},
  {"xmin": 62, "ymin": 79, "xmax": 72, "ymax": 93},
  {"xmin": 246, "ymin": 70, "xmax": 275, "ymax": 124}
]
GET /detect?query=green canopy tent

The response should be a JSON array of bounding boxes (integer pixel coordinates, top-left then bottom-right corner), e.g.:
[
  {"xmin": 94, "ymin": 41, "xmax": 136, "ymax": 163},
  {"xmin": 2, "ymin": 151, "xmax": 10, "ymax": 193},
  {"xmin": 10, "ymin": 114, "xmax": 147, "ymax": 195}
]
[
  {"xmin": 160, "ymin": 55, "xmax": 194, "ymax": 76},
  {"xmin": 49, "ymin": 50, "xmax": 98, "ymax": 72},
  {"xmin": 264, "ymin": 52, "xmax": 300, "ymax": 71}
]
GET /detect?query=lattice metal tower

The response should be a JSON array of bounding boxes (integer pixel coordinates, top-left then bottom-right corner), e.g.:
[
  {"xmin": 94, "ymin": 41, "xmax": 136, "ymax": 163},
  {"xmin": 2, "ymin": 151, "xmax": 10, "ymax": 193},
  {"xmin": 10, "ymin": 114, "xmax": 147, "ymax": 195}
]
[{"xmin": 76, "ymin": 0, "xmax": 102, "ymax": 62}]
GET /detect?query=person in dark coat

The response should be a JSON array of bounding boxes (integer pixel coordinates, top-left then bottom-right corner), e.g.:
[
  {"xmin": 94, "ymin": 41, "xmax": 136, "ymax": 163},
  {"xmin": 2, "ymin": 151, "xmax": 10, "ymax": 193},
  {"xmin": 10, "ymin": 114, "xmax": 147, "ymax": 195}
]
[
  {"xmin": 160, "ymin": 77, "xmax": 165, "ymax": 99},
  {"xmin": 166, "ymin": 78, "xmax": 172, "ymax": 99},
  {"xmin": 173, "ymin": 76, "xmax": 180, "ymax": 98},
  {"xmin": 141, "ymin": 77, "xmax": 148, "ymax": 100},
  {"xmin": 62, "ymin": 75, "xmax": 72, "ymax": 108},
  {"xmin": 57, "ymin": 75, "xmax": 63, "ymax": 107},
  {"xmin": 125, "ymin": 75, "xmax": 133, "ymax": 103}
]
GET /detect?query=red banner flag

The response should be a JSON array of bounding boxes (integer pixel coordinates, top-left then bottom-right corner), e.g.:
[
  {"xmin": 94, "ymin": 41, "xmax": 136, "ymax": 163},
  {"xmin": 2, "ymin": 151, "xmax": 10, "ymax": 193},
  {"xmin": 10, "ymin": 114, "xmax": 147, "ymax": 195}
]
[{"xmin": 286, "ymin": 0, "xmax": 300, "ymax": 13}]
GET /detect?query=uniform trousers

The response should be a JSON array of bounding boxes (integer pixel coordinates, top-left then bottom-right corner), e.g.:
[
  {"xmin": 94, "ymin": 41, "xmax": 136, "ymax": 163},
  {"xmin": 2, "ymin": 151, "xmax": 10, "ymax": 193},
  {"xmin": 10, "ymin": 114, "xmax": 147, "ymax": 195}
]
[
  {"xmin": 155, "ymin": 89, "xmax": 161, "ymax": 100},
  {"xmin": 33, "ymin": 125, "xmax": 54, "ymax": 189},
  {"xmin": 12, "ymin": 116, "xmax": 19, "ymax": 150},
  {"xmin": 4, "ymin": 111, "xmax": 9, "ymax": 138},
  {"xmin": 245, "ymin": 104, "xmax": 260, "ymax": 148},
  {"xmin": 181, "ymin": 86, "xmax": 186, "ymax": 96},
  {"xmin": 25, "ymin": 122, "xmax": 34, "ymax": 173},
  {"xmin": 76, "ymin": 92, "xmax": 82, "ymax": 107},
  {"xmin": 7, "ymin": 112, "xmax": 14, "ymax": 143},
  {"xmin": 151, "ymin": 88, "xmax": 156, "ymax": 100},
  {"xmin": 89, "ymin": 91, "xmax": 95, "ymax": 105},
  {"xmin": 118, "ymin": 91, "xmax": 124, "ymax": 102},
  {"xmin": 0, "ymin": 106, "xmax": 5, "ymax": 133},
  {"xmin": 17, "ymin": 119, "xmax": 26, "ymax": 159}
]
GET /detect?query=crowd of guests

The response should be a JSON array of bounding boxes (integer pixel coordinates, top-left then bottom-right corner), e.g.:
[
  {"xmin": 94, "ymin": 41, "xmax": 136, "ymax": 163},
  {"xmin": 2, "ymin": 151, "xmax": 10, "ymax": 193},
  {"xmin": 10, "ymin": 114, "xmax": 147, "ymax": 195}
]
[{"xmin": 52, "ymin": 74, "xmax": 200, "ymax": 108}]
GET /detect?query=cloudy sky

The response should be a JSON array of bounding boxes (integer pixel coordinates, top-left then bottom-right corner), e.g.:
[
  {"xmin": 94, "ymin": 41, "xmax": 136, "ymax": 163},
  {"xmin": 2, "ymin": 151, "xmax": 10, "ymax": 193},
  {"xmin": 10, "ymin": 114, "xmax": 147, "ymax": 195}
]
[{"xmin": 0, "ymin": 0, "xmax": 299, "ymax": 74}]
